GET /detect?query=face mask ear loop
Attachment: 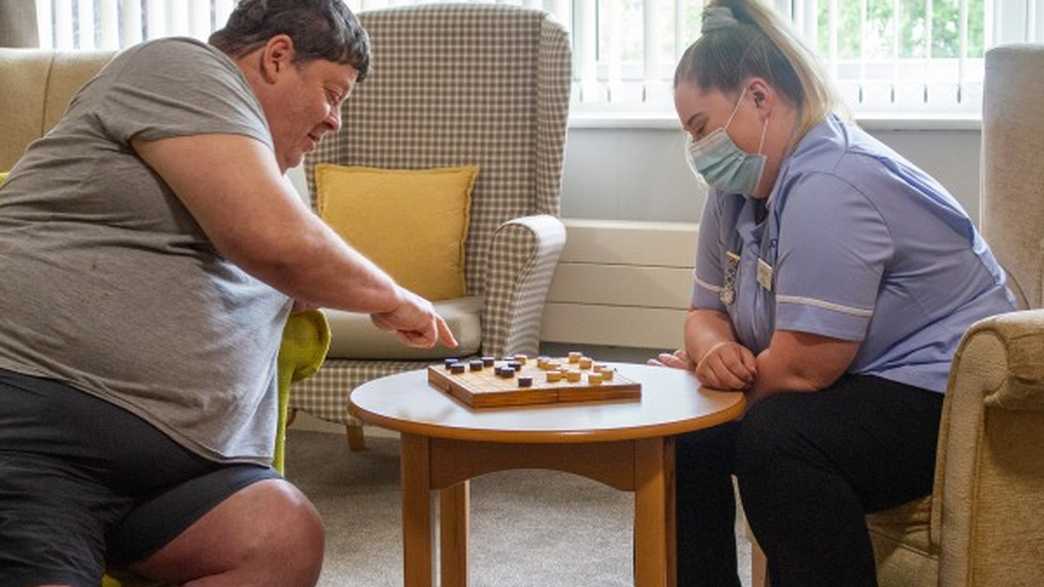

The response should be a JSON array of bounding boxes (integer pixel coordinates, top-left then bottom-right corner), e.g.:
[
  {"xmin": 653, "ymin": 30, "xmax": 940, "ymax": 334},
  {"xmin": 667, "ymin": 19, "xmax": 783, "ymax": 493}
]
[
  {"xmin": 757, "ymin": 115, "xmax": 769, "ymax": 156},
  {"xmin": 723, "ymin": 87, "xmax": 748, "ymax": 130}
]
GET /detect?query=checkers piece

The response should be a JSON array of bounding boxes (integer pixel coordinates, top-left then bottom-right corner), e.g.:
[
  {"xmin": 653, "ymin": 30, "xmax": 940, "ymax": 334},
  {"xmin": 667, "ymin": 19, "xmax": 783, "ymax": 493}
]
[
  {"xmin": 565, "ymin": 370, "xmax": 582, "ymax": 383},
  {"xmin": 513, "ymin": 354, "xmax": 528, "ymax": 365},
  {"xmin": 578, "ymin": 357, "xmax": 593, "ymax": 369},
  {"xmin": 517, "ymin": 376, "xmax": 533, "ymax": 388},
  {"xmin": 568, "ymin": 352, "xmax": 582, "ymax": 363},
  {"xmin": 546, "ymin": 370, "xmax": 563, "ymax": 383},
  {"xmin": 587, "ymin": 373, "xmax": 604, "ymax": 385},
  {"xmin": 450, "ymin": 363, "xmax": 466, "ymax": 374},
  {"xmin": 482, "ymin": 356, "xmax": 496, "ymax": 367},
  {"xmin": 444, "ymin": 358, "xmax": 460, "ymax": 368},
  {"xmin": 596, "ymin": 366, "xmax": 615, "ymax": 381},
  {"xmin": 469, "ymin": 360, "xmax": 483, "ymax": 371},
  {"xmin": 507, "ymin": 361, "xmax": 522, "ymax": 370},
  {"xmin": 496, "ymin": 366, "xmax": 515, "ymax": 378}
]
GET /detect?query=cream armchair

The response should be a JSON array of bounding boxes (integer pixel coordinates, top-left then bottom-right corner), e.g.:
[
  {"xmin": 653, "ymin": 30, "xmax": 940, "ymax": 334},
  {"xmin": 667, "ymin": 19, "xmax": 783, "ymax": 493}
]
[
  {"xmin": 294, "ymin": 4, "xmax": 571, "ymax": 448},
  {"xmin": 749, "ymin": 44, "xmax": 1044, "ymax": 587}
]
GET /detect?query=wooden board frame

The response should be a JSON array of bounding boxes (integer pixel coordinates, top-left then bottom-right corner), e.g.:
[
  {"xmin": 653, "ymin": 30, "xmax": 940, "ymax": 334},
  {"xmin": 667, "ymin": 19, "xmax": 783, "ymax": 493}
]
[{"xmin": 427, "ymin": 357, "xmax": 641, "ymax": 408}]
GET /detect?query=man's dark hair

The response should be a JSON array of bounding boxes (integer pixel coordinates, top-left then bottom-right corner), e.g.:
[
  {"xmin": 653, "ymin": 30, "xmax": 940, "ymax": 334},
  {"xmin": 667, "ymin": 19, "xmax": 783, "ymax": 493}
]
[{"xmin": 209, "ymin": 0, "xmax": 370, "ymax": 81}]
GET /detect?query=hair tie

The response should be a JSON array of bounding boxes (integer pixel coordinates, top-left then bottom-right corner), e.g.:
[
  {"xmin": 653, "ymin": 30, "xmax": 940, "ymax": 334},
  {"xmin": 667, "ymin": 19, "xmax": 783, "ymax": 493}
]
[{"xmin": 702, "ymin": 6, "xmax": 739, "ymax": 33}]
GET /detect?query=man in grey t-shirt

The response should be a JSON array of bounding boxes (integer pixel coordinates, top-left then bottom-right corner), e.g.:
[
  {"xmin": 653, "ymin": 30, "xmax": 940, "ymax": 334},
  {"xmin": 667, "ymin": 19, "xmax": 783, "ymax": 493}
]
[{"xmin": 0, "ymin": 1, "xmax": 456, "ymax": 585}]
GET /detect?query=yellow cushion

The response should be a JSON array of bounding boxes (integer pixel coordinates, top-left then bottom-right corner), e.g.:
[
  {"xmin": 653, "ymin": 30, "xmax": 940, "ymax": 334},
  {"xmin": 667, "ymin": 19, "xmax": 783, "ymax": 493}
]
[{"xmin": 314, "ymin": 164, "xmax": 476, "ymax": 301}]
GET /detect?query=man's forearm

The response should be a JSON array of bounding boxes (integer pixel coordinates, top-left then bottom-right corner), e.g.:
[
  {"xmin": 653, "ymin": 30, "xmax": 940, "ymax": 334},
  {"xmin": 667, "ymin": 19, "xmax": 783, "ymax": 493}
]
[{"xmin": 245, "ymin": 217, "xmax": 404, "ymax": 315}]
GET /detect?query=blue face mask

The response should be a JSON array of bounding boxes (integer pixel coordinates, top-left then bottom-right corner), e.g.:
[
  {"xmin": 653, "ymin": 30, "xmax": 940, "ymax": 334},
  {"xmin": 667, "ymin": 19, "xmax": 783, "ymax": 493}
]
[{"xmin": 685, "ymin": 87, "xmax": 769, "ymax": 196}]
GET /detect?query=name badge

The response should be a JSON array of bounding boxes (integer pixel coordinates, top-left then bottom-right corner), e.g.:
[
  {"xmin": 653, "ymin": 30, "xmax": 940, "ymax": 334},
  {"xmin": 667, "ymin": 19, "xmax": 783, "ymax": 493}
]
[{"xmin": 756, "ymin": 258, "xmax": 773, "ymax": 291}]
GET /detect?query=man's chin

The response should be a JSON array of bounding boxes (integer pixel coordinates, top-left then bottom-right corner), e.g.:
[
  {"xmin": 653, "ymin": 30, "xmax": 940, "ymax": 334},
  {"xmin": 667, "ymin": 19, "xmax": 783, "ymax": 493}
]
[{"xmin": 280, "ymin": 151, "xmax": 306, "ymax": 172}]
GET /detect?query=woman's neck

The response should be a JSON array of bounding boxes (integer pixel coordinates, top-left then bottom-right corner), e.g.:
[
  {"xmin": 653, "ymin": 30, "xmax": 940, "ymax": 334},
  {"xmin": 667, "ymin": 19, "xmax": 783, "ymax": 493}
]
[{"xmin": 752, "ymin": 107, "xmax": 802, "ymax": 200}]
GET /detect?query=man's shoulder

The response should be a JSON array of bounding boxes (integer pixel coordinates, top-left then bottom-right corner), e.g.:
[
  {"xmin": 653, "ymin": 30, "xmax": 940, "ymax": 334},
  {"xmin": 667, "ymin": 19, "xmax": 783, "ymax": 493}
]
[{"xmin": 117, "ymin": 37, "xmax": 235, "ymax": 75}]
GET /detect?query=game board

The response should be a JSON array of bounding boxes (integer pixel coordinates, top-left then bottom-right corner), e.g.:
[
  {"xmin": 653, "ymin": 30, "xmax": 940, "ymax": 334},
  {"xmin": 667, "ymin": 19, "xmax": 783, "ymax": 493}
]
[{"xmin": 427, "ymin": 352, "xmax": 641, "ymax": 408}]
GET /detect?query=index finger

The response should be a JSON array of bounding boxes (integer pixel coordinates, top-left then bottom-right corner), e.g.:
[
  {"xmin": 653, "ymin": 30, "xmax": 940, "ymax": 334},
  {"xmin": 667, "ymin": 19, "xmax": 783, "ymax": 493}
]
[
  {"xmin": 435, "ymin": 315, "xmax": 458, "ymax": 348},
  {"xmin": 740, "ymin": 347, "xmax": 757, "ymax": 374}
]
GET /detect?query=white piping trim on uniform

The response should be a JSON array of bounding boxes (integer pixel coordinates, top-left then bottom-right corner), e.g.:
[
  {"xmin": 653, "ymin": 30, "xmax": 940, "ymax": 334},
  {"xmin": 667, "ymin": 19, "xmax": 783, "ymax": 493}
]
[
  {"xmin": 693, "ymin": 274, "xmax": 723, "ymax": 293},
  {"xmin": 776, "ymin": 294, "xmax": 873, "ymax": 317}
]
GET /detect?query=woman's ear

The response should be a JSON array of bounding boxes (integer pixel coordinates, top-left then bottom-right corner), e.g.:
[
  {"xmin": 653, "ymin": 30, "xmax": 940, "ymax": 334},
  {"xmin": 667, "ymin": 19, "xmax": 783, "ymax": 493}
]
[{"xmin": 747, "ymin": 78, "xmax": 775, "ymax": 120}]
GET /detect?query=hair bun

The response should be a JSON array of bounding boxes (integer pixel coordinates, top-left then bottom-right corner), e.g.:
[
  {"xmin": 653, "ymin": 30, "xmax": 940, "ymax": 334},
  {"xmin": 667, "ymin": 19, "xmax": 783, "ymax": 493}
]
[{"xmin": 702, "ymin": 6, "xmax": 740, "ymax": 33}]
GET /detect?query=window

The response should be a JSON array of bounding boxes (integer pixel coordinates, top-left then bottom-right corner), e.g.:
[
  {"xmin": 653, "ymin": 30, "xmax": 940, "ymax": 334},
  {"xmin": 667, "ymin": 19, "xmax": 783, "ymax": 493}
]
[
  {"xmin": 33, "ymin": 0, "xmax": 1044, "ymax": 119},
  {"xmin": 34, "ymin": 0, "xmax": 237, "ymax": 49}
]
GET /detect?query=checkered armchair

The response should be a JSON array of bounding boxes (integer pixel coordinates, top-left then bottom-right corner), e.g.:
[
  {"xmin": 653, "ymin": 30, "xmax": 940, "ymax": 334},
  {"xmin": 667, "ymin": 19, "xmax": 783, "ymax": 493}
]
[{"xmin": 293, "ymin": 3, "xmax": 571, "ymax": 444}]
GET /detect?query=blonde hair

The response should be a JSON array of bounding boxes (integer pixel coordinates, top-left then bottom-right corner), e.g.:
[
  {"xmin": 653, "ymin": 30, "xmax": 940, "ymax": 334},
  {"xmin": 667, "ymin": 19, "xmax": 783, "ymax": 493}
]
[{"xmin": 674, "ymin": 0, "xmax": 843, "ymax": 140}]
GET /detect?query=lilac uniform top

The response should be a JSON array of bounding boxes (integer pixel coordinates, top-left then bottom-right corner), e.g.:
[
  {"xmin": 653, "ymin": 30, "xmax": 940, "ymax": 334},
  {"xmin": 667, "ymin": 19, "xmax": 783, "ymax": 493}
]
[{"xmin": 691, "ymin": 114, "xmax": 1016, "ymax": 393}]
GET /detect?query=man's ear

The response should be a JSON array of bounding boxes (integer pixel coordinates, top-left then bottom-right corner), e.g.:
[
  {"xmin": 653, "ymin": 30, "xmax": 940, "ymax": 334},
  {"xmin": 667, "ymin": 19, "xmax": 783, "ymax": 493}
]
[{"xmin": 259, "ymin": 34, "xmax": 296, "ymax": 83}]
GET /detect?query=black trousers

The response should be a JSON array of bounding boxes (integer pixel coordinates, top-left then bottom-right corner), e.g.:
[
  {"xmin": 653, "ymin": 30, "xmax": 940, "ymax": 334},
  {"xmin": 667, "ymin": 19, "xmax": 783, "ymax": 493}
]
[{"xmin": 675, "ymin": 375, "xmax": 944, "ymax": 587}]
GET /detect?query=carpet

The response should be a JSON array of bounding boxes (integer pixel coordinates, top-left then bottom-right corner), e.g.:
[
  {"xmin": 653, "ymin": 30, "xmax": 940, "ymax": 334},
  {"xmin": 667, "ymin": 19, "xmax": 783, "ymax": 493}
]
[{"xmin": 284, "ymin": 429, "xmax": 753, "ymax": 586}]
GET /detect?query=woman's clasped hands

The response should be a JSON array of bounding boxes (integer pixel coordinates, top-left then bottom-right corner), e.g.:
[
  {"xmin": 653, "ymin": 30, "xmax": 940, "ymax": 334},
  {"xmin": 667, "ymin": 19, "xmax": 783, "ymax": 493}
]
[{"xmin": 648, "ymin": 341, "xmax": 757, "ymax": 390}]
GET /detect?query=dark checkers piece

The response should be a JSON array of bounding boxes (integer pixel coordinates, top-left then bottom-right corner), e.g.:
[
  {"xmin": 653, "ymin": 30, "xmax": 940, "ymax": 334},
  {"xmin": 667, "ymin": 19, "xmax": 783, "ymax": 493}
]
[
  {"xmin": 517, "ymin": 376, "xmax": 533, "ymax": 388},
  {"xmin": 444, "ymin": 358, "xmax": 460, "ymax": 369},
  {"xmin": 496, "ymin": 367, "xmax": 515, "ymax": 378},
  {"xmin": 469, "ymin": 360, "xmax": 483, "ymax": 371},
  {"xmin": 507, "ymin": 361, "xmax": 522, "ymax": 370},
  {"xmin": 450, "ymin": 363, "xmax": 466, "ymax": 374},
  {"xmin": 481, "ymin": 356, "xmax": 496, "ymax": 367}
]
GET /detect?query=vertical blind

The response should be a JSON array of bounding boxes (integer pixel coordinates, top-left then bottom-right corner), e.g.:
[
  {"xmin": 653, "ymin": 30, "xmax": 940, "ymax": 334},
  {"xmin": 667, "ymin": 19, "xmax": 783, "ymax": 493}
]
[{"xmin": 32, "ymin": 0, "xmax": 1044, "ymax": 116}]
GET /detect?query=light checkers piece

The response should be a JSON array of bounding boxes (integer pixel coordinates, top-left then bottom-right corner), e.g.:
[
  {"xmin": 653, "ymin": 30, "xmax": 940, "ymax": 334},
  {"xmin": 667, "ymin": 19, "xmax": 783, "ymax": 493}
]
[{"xmin": 427, "ymin": 356, "xmax": 641, "ymax": 408}]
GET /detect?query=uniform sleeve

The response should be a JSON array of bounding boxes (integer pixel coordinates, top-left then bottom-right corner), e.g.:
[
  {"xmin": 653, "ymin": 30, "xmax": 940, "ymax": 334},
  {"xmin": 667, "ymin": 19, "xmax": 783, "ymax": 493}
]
[
  {"xmin": 773, "ymin": 173, "xmax": 894, "ymax": 341},
  {"xmin": 97, "ymin": 39, "xmax": 273, "ymax": 148},
  {"xmin": 691, "ymin": 193, "xmax": 727, "ymax": 312}
]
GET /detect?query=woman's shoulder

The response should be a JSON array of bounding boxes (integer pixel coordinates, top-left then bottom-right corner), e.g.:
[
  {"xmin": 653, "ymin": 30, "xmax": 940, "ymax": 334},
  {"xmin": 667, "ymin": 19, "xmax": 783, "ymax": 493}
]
[{"xmin": 783, "ymin": 115, "xmax": 929, "ymax": 199}]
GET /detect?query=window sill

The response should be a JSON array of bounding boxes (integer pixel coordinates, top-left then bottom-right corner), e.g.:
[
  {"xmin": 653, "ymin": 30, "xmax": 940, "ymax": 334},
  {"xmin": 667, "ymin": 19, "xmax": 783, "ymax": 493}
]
[{"xmin": 568, "ymin": 111, "xmax": 982, "ymax": 131}]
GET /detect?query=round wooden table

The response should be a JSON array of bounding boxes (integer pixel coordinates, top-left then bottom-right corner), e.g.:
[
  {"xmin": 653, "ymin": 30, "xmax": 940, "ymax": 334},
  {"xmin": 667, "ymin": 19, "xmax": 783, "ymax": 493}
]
[{"xmin": 349, "ymin": 362, "xmax": 745, "ymax": 587}]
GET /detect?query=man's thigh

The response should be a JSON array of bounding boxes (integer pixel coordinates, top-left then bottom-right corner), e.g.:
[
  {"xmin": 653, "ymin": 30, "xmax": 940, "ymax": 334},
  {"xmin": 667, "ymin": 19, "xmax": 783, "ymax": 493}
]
[
  {"xmin": 0, "ymin": 451, "xmax": 123, "ymax": 587},
  {"xmin": 108, "ymin": 463, "xmax": 282, "ymax": 567},
  {"xmin": 124, "ymin": 477, "xmax": 321, "ymax": 584}
]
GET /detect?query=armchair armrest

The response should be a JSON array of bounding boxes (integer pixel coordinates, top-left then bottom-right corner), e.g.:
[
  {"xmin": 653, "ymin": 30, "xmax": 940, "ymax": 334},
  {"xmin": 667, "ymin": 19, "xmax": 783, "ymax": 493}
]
[
  {"xmin": 932, "ymin": 309, "xmax": 1044, "ymax": 587},
  {"xmin": 481, "ymin": 214, "xmax": 566, "ymax": 358},
  {"xmin": 275, "ymin": 310, "xmax": 331, "ymax": 473}
]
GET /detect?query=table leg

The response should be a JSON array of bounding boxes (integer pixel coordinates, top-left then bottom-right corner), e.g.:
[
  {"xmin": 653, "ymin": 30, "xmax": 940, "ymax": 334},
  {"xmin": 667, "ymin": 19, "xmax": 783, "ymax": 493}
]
[
  {"xmin": 634, "ymin": 437, "xmax": 668, "ymax": 587},
  {"xmin": 665, "ymin": 436, "xmax": 677, "ymax": 587},
  {"xmin": 440, "ymin": 481, "xmax": 469, "ymax": 587},
  {"xmin": 401, "ymin": 433, "xmax": 434, "ymax": 587}
]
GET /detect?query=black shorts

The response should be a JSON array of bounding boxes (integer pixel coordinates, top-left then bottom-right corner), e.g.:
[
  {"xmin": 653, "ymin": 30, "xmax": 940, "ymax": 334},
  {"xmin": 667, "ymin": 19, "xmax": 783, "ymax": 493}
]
[{"xmin": 0, "ymin": 368, "xmax": 282, "ymax": 587}]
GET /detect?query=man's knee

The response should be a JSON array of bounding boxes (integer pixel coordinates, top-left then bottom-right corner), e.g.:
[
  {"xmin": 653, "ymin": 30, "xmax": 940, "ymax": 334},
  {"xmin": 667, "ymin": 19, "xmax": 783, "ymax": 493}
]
[{"xmin": 246, "ymin": 481, "xmax": 325, "ymax": 574}]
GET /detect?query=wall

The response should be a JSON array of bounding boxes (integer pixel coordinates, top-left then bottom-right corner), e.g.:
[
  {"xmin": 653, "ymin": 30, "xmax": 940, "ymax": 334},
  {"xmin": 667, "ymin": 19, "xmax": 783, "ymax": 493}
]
[{"xmin": 560, "ymin": 125, "xmax": 982, "ymax": 224}]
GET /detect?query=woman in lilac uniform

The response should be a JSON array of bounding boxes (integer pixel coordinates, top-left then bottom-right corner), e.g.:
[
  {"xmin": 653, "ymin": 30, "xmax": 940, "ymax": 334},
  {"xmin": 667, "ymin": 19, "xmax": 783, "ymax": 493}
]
[{"xmin": 655, "ymin": 1, "xmax": 1016, "ymax": 585}]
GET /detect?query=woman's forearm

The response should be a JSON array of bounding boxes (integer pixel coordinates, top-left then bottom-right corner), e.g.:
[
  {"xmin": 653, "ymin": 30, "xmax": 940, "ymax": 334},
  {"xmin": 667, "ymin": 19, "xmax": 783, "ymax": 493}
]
[
  {"xmin": 750, "ymin": 346, "xmax": 821, "ymax": 399},
  {"xmin": 684, "ymin": 309, "xmax": 739, "ymax": 365},
  {"xmin": 749, "ymin": 330, "xmax": 860, "ymax": 400}
]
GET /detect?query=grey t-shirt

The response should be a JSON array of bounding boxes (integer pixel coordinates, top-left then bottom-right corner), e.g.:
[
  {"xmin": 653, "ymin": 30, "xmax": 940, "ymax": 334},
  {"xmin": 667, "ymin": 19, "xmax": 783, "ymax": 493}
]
[{"xmin": 0, "ymin": 38, "xmax": 291, "ymax": 464}]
